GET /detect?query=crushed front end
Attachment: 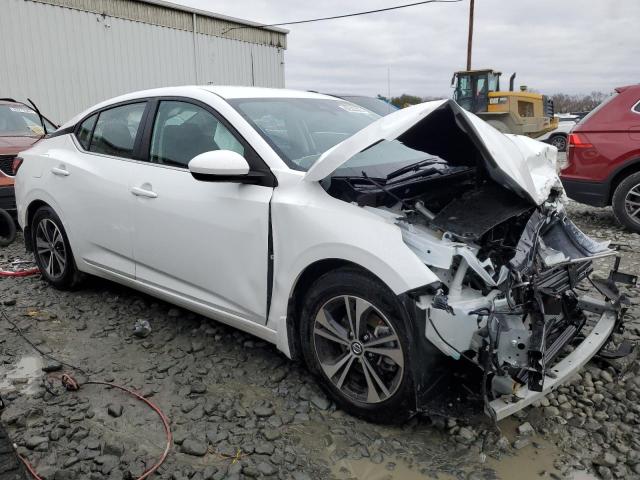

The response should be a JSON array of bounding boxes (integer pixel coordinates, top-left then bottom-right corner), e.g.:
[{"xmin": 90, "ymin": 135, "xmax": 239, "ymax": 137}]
[
  {"xmin": 317, "ymin": 99, "xmax": 636, "ymax": 419},
  {"xmin": 398, "ymin": 191, "xmax": 635, "ymax": 419}
]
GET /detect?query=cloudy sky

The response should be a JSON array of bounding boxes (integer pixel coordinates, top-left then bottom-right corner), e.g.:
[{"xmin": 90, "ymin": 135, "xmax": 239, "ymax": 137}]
[{"xmin": 169, "ymin": 0, "xmax": 638, "ymax": 98}]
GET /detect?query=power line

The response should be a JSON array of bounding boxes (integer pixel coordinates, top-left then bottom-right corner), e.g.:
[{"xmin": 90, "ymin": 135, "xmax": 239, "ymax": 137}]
[{"xmin": 221, "ymin": 0, "xmax": 463, "ymax": 35}]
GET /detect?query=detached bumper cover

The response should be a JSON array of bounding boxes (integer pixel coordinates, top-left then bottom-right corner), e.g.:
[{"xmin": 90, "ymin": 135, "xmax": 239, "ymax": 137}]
[{"xmin": 490, "ymin": 310, "xmax": 616, "ymax": 420}]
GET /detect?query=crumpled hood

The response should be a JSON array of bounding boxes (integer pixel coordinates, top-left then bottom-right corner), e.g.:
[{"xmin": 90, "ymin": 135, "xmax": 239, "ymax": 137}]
[{"xmin": 304, "ymin": 99, "xmax": 561, "ymax": 205}]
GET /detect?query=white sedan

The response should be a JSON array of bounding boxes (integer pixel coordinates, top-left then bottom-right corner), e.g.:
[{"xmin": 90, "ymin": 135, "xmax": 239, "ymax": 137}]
[{"xmin": 14, "ymin": 87, "xmax": 629, "ymax": 423}]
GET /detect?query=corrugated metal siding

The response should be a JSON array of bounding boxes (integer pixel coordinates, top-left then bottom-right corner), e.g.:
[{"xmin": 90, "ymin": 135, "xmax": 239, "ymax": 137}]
[
  {"xmin": 195, "ymin": 35, "xmax": 285, "ymax": 88},
  {"xmin": 1, "ymin": 0, "xmax": 286, "ymax": 122},
  {"xmin": 27, "ymin": 0, "xmax": 287, "ymax": 47},
  {"xmin": 196, "ymin": 17, "xmax": 286, "ymax": 50}
]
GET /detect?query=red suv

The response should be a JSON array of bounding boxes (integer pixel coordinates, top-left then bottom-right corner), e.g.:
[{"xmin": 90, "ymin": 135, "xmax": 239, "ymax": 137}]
[
  {"xmin": 0, "ymin": 98, "xmax": 56, "ymax": 216},
  {"xmin": 560, "ymin": 84, "xmax": 640, "ymax": 232}
]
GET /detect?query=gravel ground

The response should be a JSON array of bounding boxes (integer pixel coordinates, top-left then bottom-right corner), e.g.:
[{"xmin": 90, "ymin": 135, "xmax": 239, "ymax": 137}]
[{"xmin": 0, "ymin": 199, "xmax": 638, "ymax": 480}]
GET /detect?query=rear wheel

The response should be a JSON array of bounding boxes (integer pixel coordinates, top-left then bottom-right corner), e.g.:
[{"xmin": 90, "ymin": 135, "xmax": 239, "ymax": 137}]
[
  {"xmin": 300, "ymin": 268, "xmax": 416, "ymax": 424},
  {"xmin": 549, "ymin": 134, "xmax": 567, "ymax": 152},
  {"xmin": 30, "ymin": 206, "xmax": 81, "ymax": 289},
  {"xmin": 612, "ymin": 172, "xmax": 640, "ymax": 233}
]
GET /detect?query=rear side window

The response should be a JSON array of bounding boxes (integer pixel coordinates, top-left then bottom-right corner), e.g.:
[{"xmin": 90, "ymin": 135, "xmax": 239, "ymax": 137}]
[
  {"xmin": 76, "ymin": 114, "xmax": 97, "ymax": 150},
  {"xmin": 89, "ymin": 103, "xmax": 146, "ymax": 159},
  {"xmin": 633, "ymin": 100, "xmax": 640, "ymax": 113}
]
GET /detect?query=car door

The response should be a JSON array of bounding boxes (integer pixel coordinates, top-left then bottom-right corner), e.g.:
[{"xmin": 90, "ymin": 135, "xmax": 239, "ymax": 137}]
[
  {"xmin": 48, "ymin": 101, "xmax": 148, "ymax": 278},
  {"xmin": 129, "ymin": 98, "xmax": 274, "ymax": 324}
]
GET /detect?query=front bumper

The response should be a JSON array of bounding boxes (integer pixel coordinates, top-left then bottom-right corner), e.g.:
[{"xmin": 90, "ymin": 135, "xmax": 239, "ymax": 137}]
[{"xmin": 490, "ymin": 308, "xmax": 616, "ymax": 420}]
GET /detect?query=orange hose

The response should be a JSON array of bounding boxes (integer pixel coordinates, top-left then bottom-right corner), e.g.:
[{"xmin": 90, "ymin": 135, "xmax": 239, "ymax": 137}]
[
  {"xmin": 0, "ymin": 268, "xmax": 40, "ymax": 277},
  {"xmin": 16, "ymin": 376, "xmax": 172, "ymax": 480}
]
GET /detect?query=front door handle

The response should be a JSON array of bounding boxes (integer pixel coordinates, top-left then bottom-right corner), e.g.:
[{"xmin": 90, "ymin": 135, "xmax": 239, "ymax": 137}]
[
  {"xmin": 131, "ymin": 186, "xmax": 158, "ymax": 199},
  {"xmin": 51, "ymin": 167, "xmax": 70, "ymax": 177}
]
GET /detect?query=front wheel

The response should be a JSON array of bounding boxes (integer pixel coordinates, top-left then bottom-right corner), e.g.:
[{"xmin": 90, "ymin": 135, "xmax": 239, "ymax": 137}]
[
  {"xmin": 0, "ymin": 209, "xmax": 16, "ymax": 247},
  {"xmin": 612, "ymin": 172, "xmax": 640, "ymax": 233},
  {"xmin": 300, "ymin": 268, "xmax": 416, "ymax": 424},
  {"xmin": 30, "ymin": 206, "xmax": 81, "ymax": 289}
]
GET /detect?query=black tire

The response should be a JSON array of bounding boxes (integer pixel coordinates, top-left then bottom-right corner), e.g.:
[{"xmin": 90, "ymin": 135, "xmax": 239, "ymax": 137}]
[
  {"xmin": 299, "ymin": 267, "xmax": 416, "ymax": 424},
  {"xmin": 612, "ymin": 172, "xmax": 640, "ymax": 233},
  {"xmin": 0, "ymin": 209, "xmax": 16, "ymax": 247},
  {"xmin": 0, "ymin": 424, "xmax": 27, "ymax": 480},
  {"xmin": 30, "ymin": 206, "xmax": 81, "ymax": 289},
  {"xmin": 549, "ymin": 134, "xmax": 567, "ymax": 152}
]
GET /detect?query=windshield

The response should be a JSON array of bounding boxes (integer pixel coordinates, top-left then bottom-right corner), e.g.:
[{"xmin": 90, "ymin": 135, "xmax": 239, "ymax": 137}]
[
  {"xmin": 230, "ymin": 98, "xmax": 378, "ymax": 170},
  {"xmin": 230, "ymin": 97, "xmax": 431, "ymax": 175},
  {"xmin": 0, "ymin": 104, "xmax": 51, "ymax": 137},
  {"xmin": 337, "ymin": 96, "xmax": 398, "ymax": 116}
]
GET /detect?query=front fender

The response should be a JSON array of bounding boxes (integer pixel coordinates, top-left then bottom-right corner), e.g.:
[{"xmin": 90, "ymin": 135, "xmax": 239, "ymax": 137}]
[{"xmin": 267, "ymin": 179, "xmax": 439, "ymax": 356}]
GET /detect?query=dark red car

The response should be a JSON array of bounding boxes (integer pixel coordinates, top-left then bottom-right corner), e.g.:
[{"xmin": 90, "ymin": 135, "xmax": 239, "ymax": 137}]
[
  {"xmin": 0, "ymin": 99, "xmax": 56, "ymax": 216},
  {"xmin": 560, "ymin": 84, "xmax": 640, "ymax": 232}
]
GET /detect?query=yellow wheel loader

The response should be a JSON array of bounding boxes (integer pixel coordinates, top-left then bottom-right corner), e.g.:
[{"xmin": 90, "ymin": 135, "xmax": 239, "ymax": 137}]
[{"xmin": 452, "ymin": 69, "xmax": 558, "ymax": 137}]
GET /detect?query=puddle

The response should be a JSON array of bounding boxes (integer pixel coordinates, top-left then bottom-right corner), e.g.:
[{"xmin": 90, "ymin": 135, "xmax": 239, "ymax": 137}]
[
  {"xmin": 332, "ymin": 458, "xmax": 456, "ymax": 480},
  {"xmin": 488, "ymin": 417, "xmax": 561, "ymax": 479},
  {"xmin": 0, "ymin": 355, "xmax": 43, "ymax": 395}
]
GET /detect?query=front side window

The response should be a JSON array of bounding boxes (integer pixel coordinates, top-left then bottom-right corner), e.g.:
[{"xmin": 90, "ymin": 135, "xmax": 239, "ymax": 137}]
[
  {"xmin": 89, "ymin": 103, "xmax": 146, "ymax": 159},
  {"xmin": 150, "ymin": 101, "xmax": 244, "ymax": 168}
]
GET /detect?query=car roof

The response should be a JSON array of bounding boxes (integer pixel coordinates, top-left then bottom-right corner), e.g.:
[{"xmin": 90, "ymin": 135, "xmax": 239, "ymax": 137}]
[
  {"xmin": 614, "ymin": 84, "xmax": 640, "ymax": 94},
  {"xmin": 60, "ymin": 86, "xmax": 339, "ymax": 129},
  {"xmin": 202, "ymin": 86, "xmax": 333, "ymax": 100}
]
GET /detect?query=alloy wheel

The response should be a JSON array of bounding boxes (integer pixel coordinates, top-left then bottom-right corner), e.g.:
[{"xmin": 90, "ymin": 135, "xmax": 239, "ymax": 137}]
[
  {"xmin": 312, "ymin": 295, "xmax": 404, "ymax": 404},
  {"xmin": 551, "ymin": 135, "xmax": 567, "ymax": 151},
  {"xmin": 35, "ymin": 218, "xmax": 67, "ymax": 280},
  {"xmin": 624, "ymin": 183, "xmax": 640, "ymax": 222}
]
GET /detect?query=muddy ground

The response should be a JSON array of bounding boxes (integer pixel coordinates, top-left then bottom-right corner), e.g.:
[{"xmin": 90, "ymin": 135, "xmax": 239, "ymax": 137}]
[{"xmin": 0, "ymin": 199, "xmax": 639, "ymax": 480}]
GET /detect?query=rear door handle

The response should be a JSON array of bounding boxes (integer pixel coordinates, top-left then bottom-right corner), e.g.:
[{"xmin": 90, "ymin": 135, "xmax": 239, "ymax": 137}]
[
  {"xmin": 131, "ymin": 186, "xmax": 158, "ymax": 199},
  {"xmin": 51, "ymin": 167, "xmax": 70, "ymax": 177}
]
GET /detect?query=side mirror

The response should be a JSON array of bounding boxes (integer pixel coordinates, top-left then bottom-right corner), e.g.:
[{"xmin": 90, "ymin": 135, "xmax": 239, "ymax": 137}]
[{"xmin": 188, "ymin": 150, "xmax": 250, "ymax": 182}]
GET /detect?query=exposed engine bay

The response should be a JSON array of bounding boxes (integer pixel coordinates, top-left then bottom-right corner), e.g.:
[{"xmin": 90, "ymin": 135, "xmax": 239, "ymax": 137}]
[{"xmin": 319, "ymin": 100, "xmax": 636, "ymax": 418}]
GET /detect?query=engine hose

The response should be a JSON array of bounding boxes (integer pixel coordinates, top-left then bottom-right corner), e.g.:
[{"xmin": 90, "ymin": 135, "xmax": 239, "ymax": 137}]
[{"xmin": 15, "ymin": 374, "xmax": 172, "ymax": 480}]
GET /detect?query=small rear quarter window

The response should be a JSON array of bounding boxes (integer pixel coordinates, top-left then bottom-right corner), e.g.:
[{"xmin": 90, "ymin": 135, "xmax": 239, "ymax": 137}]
[
  {"xmin": 633, "ymin": 100, "xmax": 640, "ymax": 113},
  {"xmin": 77, "ymin": 114, "xmax": 97, "ymax": 150}
]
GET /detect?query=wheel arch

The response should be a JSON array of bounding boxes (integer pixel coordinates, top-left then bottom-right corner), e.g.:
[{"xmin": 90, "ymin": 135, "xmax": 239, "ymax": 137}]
[
  {"xmin": 23, "ymin": 199, "xmax": 52, "ymax": 251},
  {"xmin": 285, "ymin": 258, "xmax": 395, "ymax": 361},
  {"xmin": 608, "ymin": 157, "xmax": 640, "ymax": 204}
]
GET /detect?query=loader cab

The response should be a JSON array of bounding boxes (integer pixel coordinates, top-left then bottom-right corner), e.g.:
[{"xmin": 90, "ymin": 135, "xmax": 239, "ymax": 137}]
[{"xmin": 452, "ymin": 69, "xmax": 501, "ymax": 113}]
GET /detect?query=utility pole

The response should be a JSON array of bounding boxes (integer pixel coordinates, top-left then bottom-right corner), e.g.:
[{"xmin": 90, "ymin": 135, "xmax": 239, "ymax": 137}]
[{"xmin": 466, "ymin": 0, "xmax": 474, "ymax": 70}]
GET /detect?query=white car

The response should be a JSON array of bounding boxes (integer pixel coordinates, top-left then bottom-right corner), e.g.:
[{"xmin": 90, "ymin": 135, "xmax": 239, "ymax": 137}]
[
  {"xmin": 14, "ymin": 87, "xmax": 630, "ymax": 423},
  {"xmin": 537, "ymin": 118, "xmax": 578, "ymax": 152}
]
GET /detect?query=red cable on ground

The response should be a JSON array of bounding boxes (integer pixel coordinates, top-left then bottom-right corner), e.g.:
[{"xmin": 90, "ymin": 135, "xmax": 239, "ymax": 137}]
[
  {"xmin": 16, "ymin": 375, "xmax": 172, "ymax": 480},
  {"xmin": 0, "ymin": 268, "xmax": 40, "ymax": 277}
]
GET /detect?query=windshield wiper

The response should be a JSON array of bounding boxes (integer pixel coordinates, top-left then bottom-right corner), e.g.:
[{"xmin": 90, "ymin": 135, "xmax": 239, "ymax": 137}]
[{"xmin": 386, "ymin": 158, "xmax": 446, "ymax": 181}]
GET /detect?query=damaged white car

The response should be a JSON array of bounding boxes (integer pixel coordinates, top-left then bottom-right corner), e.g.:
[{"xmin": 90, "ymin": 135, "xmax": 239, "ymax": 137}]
[{"xmin": 15, "ymin": 87, "xmax": 635, "ymax": 423}]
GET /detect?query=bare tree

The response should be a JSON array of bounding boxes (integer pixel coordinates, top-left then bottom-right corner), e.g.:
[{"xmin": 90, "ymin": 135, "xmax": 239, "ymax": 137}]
[{"xmin": 551, "ymin": 91, "xmax": 610, "ymax": 113}]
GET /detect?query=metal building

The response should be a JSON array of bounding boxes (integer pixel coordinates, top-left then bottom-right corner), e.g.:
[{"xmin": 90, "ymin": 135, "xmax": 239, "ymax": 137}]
[{"xmin": 0, "ymin": 0, "xmax": 288, "ymax": 122}]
